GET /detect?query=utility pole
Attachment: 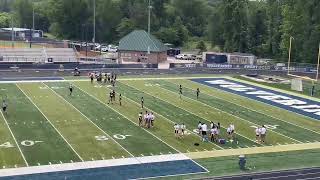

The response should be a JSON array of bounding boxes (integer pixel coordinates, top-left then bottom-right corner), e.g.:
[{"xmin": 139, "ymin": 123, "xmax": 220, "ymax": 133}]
[
  {"xmin": 148, "ymin": 0, "xmax": 152, "ymax": 35},
  {"xmin": 32, "ymin": 6, "xmax": 35, "ymax": 33},
  {"xmin": 11, "ymin": 16, "xmax": 14, "ymax": 48},
  {"xmin": 316, "ymin": 43, "xmax": 320, "ymax": 81},
  {"xmin": 287, "ymin": 36, "xmax": 294, "ymax": 75},
  {"xmin": 93, "ymin": 0, "xmax": 96, "ymax": 44}
]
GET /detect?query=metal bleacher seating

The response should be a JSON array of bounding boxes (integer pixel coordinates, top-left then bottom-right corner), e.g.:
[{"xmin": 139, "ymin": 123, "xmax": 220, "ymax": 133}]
[{"xmin": 0, "ymin": 48, "xmax": 77, "ymax": 63}]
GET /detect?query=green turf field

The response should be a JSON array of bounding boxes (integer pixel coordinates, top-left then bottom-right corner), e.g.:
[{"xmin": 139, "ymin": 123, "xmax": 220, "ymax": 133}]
[{"xmin": 0, "ymin": 76, "xmax": 319, "ymax": 179}]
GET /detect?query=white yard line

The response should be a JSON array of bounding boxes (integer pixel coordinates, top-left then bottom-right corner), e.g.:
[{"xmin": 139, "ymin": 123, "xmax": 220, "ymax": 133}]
[
  {"xmin": 175, "ymin": 81, "xmax": 320, "ymax": 136},
  {"xmin": 117, "ymin": 84, "xmax": 224, "ymax": 150},
  {"xmin": 16, "ymin": 84, "xmax": 84, "ymax": 162},
  {"xmin": 156, "ymin": 85, "xmax": 302, "ymax": 144},
  {"xmin": 0, "ymin": 154, "xmax": 190, "ymax": 177},
  {"xmin": 0, "ymin": 109, "xmax": 28, "ymax": 166},
  {"xmin": 74, "ymin": 83, "xmax": 209, "ymax": 173},
  {"xmin": 124, "ymin": 82, "xmax": 260, "ymax": 146},
  {"xmin": 42, "ymin": 82, "xmax": 135, "ymax": 158}
]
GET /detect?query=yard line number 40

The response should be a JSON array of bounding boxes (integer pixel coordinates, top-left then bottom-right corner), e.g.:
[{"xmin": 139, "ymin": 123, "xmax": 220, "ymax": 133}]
[{"xmin": 0, "ymin": 140, "xmax": 43, "ymax": 148}]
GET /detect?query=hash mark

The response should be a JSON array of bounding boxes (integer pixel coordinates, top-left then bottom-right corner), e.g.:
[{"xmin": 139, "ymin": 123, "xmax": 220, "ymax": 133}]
[
  {"xmin": 112, "ymin": 156, "xmax": 115, "ymax": 159},
  {"xmin": 140, "ymin": 154, "xmax": 144, "ymax": 157},
  {"xmin": 70, "ymin": 160, "xmax": 73, "ymax": 163},
  {"xmin": 121, "ymin": 156, "xmax": 125, "ymax": 158},
  {"xmin": 49, "ymin": 162, "xmax": 52, "ymax": 165},
  {"xmin": 37, "ymin": 163, "xmax": 40, "ymax": 166},
  {"xmin": 60, "ymin": 161, "xmax": 63, "ymax": 164}
]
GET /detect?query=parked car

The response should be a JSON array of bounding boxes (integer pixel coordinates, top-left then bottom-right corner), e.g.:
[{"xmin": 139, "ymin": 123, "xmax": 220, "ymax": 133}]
[
  {"xmin": 101, "ymin": 45, "xmax": 108, "ymax": 52},
  {"xmin": 175, "ymin": 54, "xmax": 196, "ymax": 60}
]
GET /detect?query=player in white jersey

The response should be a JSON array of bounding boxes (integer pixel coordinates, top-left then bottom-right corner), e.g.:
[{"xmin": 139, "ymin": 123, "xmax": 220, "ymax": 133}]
[
  {"xmin": 201, "ymin": 123, "xmax": 208, "ymax": 142},
  {"xmin": 198, "ymin": 121, "xmax": 202, "ymax": 135},
  {"xmin": 260, "ymin": 125, "xmax": 267, "ymax": 143},
  {"xmin": 255, "ymin": 126, "xmax": 261, "ymax": 142},
  {"xmin": 143, "ymin": 111, "xmax": 148, "ymax": 127},
  {"xmin": 150, "ymin": 112, "xmax": 155, "ymax": 127},
  {"xmin": 210, "ymin": 127, "xmax": 218, "ymax": 142},
  {"xmin": 174, "ymin": 124, "xmax": 179, "ymax": 137},
  {"xmin": 180, "ymin": 123, "xmax": 186, "ymax": 136}
]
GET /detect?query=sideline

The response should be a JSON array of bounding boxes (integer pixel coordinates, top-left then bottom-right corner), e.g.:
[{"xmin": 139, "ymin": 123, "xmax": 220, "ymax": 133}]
[{"xmin": 186, "ymin": 142, "xmax": 320, "ymax": 159}]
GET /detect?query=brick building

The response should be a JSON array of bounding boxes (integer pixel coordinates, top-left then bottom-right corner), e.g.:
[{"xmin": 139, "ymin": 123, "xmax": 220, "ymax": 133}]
[{"xmin": 118, "ymin": 30, "xmax": 168, "ymax": 64}]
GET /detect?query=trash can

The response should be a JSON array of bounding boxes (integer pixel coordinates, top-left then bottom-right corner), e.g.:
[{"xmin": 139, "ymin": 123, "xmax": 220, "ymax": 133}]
[{"xmin": 239, "ymin": 155, "xmax": 246, "ymax": 170}]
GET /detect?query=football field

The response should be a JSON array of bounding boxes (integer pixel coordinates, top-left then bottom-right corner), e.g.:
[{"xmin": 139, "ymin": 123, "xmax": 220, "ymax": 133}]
[{"xmin": 0, "ymin": 76, "xmax": 320, "ymax": 179}]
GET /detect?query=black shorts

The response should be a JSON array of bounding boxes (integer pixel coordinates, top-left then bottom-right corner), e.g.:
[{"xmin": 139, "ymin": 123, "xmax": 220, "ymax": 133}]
[
  {"xmin": 2, "ymin": 107, "xmax": 6, "ymax": 111},
  {"xmin": 69, "ymin": 88, "xmax": 73, "ymax": 92},
  {"xmin": 256, "ymin": 134, "xmax": 260, "ymax": 137},
  {"xmin": 175, "ymin": 130, "xmax": 178, "ymax": 134},
  {"xmin": 202, "ymin": 131, "xmax": 207, "ymax": 136}
]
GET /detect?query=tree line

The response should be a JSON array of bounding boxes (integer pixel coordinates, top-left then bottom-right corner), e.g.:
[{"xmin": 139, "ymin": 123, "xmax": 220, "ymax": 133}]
[{"xmin": 0, "ymin": 0, "xmax": 319, "ymax": 63}]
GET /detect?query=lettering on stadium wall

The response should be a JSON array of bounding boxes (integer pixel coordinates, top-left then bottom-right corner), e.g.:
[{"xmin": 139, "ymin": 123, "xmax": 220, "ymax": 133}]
[{"xmin": 192, "ymin": 78, "xmax": 320, "ymax": 120}]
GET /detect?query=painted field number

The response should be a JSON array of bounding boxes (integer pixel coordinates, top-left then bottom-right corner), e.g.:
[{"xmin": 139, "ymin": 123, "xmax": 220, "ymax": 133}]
[
  {"xmin": 95, "ymin": 134, "xmax": 131, "ymax": 141},
  {"xmin": 0, "ymin": 140, "xmax": 43, "ymax": 148},
  {"xmin": 0, "ymin": 142, "xmax": 14, "ymax": 148},
  {"xmin": 95, "ymin": 136, "xmax": 109, "ymax": 141},
  {"xmin": 145, "ymin": 83, "xmax": 160, "ymax": 87},
  {"xmin": 250, "ymin": 125, "xmax": 279, "ymax": 130},
  {"xmin": 21, "ymin": 140, "xmax": 43, "ymax": 147}
]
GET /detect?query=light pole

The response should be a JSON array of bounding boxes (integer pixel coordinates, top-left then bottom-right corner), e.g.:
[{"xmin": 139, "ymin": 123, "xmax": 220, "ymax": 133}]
[
  {"xmin": 93, "ymin": 0, "xmax": 96, "ymax": 44},
  {"xmin": 287, "ymin": 36, "xmax": 294, "ymax": 75},
  {"xmin": 11, "ymin": 16, "xmax": 14, "ymax": 48},
  {"xmin": 316, "ymin": 43, "xmax": 320, "ymax": 81},
  {"xmin": 148, "ymin": 0, "xmax": 152, "ymax": 35}
]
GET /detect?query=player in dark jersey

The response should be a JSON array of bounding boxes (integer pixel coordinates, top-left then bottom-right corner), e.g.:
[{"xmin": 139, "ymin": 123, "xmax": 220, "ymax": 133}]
[
  {"xmin": 119, "ymin": 94, "xmax": 122, "ymax": 106},
  {"xmin": 138, "ymin": 112, "xmax": 143, "ymax": 126},
  {"xmin": 112, "ymin": 90, "xmax": 116, "ymax": 101},
  {"xmin": 90, "ymin": 73, "xmax": 94, "ymax": 84},
  {"xmin": 141, "ymin": 97, "xmax": 144, "ymax": 108},
  {"xmin": 69, "ymin": 84, "xmax": 73, "ymax": 96},
  {"xmin": 179, "ymin": 85, "xmax": 182, "ymax": 99},
  {"xmin": 2, "ymin": 99, "xmax": 7, "ymax": 114},
  {"xmin": 108, "ymin": 91, "xmax": 113, "ymax": 104},
  {"xmin": 196, "ymin": 88, "xmax": 200, "ymax": 99}
]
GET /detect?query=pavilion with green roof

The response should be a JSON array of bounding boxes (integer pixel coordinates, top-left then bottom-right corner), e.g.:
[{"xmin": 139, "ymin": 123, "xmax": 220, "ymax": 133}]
[{"xmin": 118, "ymin": 30, "xmax": 168, "ymax": 64}]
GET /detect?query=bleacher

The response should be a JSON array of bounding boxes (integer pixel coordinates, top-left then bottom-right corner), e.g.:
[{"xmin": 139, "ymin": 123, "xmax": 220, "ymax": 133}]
[{"xmin": 0, "ymin": 48, "xmax": 77, "ymax": 63}]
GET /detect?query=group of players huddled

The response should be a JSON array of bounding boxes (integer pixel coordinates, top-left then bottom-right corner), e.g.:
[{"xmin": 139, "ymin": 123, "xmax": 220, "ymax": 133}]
[{"xmin": 138, "ymin": 111, "xmax": 155, "ymax": 128}]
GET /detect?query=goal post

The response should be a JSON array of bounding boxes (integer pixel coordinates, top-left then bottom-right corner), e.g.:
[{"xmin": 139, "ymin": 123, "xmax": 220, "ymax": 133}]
[
  {"xmin": 291, "ymin": 78, "xmax": 303, "ymax": 92},
  {"xmin": 287, "ymin": 40, "xmax": 320, "ymax": 95}
]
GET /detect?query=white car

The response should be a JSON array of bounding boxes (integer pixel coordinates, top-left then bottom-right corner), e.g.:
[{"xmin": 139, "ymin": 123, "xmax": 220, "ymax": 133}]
[
  {"xmin": 175, "ymin": 54, "xmax": 195, "ymax": 60},
  {"xmin": 107, "ymin": 45, "xmax": 118, "ymax": 52},
  {"xmin": 101, "ymin": 46, "xmax": 108, "ymax": 52}
]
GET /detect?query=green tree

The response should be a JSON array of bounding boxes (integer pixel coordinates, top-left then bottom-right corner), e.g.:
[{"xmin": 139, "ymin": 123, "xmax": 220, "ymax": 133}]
[
  {"xmin": 116, "ymin": 18, "xmax": 136, "ymax": 38},
  {"xmin": 0, "ymin": 12, "xmax": 11, "ymax": 28},
  {"xmin": 196, "ymin": 40, "xmax": 207, "ymax": 52},
  {"xmin": 47, "ymin": 0, "xmax": 90, "ymax": 39},
  {"xmin": 13, "ymin": 0, "xmax": 33, "ymax": 28}
]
